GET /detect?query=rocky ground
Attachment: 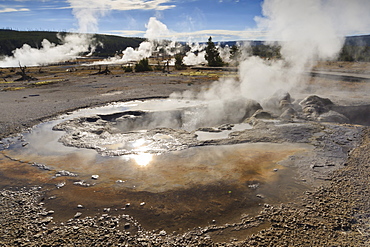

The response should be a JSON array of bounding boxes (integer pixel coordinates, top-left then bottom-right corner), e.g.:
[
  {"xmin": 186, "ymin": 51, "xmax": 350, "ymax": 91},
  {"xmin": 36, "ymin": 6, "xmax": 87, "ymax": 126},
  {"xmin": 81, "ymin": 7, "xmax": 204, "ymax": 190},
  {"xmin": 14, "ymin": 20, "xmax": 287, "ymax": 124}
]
[{"xmin": 0, "ymin": 62, "xmax": 370, "ymax": 246}]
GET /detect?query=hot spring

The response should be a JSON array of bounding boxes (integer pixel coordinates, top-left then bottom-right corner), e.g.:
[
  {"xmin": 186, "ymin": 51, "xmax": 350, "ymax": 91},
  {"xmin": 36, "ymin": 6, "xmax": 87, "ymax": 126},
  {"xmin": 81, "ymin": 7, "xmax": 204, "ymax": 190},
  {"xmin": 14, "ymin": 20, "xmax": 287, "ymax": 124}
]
[{"xmin": 0, "ymin": 98, "xmax": 339, "ymax": 238}]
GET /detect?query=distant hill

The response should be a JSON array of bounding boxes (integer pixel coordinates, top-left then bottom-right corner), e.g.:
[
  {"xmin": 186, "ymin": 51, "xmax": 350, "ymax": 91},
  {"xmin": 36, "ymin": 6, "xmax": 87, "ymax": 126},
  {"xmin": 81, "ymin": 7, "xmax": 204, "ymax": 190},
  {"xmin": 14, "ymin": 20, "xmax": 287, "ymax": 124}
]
[
  {"xmin": 216, "ymin": 35, "xmax": 370, "ymax": 47},
  {"xmin": 0, "ymin": 30, "xmax": 369, "ymax": 62},
  {"xmin": 344, "ymin": 35, "xmax": 370, "ymax": 46},
  {"xmin": 0, "ymin": 29, "xmax": 145, "ymax": 57}
]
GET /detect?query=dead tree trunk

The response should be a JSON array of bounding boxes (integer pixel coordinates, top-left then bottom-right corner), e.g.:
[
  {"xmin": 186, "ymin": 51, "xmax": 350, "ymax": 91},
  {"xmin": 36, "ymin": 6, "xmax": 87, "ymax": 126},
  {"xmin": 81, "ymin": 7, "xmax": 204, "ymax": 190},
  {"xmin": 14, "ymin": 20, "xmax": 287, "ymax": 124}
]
[
  {"xmin": 92, "ymin": 65, "xmax": 111, "ymax": 75},
  {"xmin": 15, "ymin": 63, "xmax": 37, "ymax": 81}
]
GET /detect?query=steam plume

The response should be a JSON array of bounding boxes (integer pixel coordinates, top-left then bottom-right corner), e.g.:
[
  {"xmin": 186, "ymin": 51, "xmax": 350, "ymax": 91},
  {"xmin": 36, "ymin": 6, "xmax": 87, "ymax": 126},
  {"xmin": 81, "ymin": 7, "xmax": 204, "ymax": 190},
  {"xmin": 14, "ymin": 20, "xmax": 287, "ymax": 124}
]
[
  {"xmin": 0, "ymin": 0, "xmax": 103, "ymax": 67},
  {"xmin": 172, "ymin": 0, "xmax": 370, "ymax": 126},
  {"xmin": 94, "ymin": 17, "xmax": 180, "ymax": 65}
]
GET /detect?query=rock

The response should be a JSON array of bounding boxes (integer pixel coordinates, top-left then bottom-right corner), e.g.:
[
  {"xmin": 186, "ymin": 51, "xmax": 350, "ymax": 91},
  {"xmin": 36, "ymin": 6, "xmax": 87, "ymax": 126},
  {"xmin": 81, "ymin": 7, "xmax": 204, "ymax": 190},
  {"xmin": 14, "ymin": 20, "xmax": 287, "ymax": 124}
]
[
  {"xmin": 159, "ymin": 230, "xmax": 167, "ymax": 236},
  {"xmin": 248, "ymin": 183, "xmax": 259, "ymax": 189},
  {"xmin": 55, "ymin": 170, "xmax": 78, "ymax": 177},
  {"xmin": 252, "ymin": 109, "xmax": 274, "ymax": 119},
  {"xmin": 318, "ymin": 110, "xmax": 350, "ymax": 124},
  {"xmin": 299, "ymin": 95, "xmax": 334, "ymax": 119},
  {"xmin": 256, "ymin": 194, "xmax": 265, "ymax": 199},
  {"xmin": 55, "ymin": 181, "xmax": 66, "ymax": 189},
  {"xmin": 77, "ymin": 204, "xmax": 84, "ymax": 208},
  {"xmin": 32, "ymin": 162, "xmax": 51, "ymax": 171},
  {"xmin": 222, "ymin": 98, "xmax": 263, "ymax": 123},
  {"xmin": 279, "ymin": 99, "xmax": 292, "ymax": 109},
  {"xmin": 279, "ymin": 107, "xmax": 296, "ymax": 120},
  {"xmin": 197, "ymin": 127, "xmax": 221, "ymax": 133},
  {"xmin": 74, "ymin": 212, "xmax": 82, "ymax": 218},
  {"xmin": 91, "ymin": 175, "xmax": 99, "ymax": 180},
  {"xmin": 262, "ymin": 90, "xmax": 292, "ymax": 113},
  {"xmin": 73, "ymin": 180, "xmax": 92, "ymax": 187},
  {"xmin": 39, "ymin": 217, "xmax": 53, "ymax": 224}
]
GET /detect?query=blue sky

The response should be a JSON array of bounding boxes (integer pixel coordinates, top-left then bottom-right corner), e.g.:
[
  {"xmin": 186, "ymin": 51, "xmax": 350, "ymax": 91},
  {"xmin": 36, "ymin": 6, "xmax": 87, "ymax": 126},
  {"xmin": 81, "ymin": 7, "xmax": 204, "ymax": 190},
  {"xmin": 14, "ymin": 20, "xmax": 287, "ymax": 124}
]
[{"xmin": 0, "ymin": 0, "xmax": 264, "ymax": 41}]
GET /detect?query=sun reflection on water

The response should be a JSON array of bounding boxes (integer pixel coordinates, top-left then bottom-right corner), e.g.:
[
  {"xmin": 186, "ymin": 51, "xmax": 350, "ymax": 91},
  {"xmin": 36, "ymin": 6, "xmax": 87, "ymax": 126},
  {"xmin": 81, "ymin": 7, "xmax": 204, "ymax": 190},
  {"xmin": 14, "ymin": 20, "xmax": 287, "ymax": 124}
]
[{"xmin": 132, "ymin": 153, "xmax": 153, "ymax": 167}]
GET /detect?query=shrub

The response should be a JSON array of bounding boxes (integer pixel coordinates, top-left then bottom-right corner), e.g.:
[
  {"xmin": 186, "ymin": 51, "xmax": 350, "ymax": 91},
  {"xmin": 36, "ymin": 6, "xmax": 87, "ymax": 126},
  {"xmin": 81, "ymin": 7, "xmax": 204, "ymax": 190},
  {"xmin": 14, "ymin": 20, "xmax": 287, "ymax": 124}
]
[
  {"xmin": 122, "ymin": 66, "xmax": 133, "ymax": 72},
  {"xmin": 135, "ymin": 58, "xmax": 152, "ymax": 72},
  {"xmin": 174, "ymin": 54, "xmax": 186, "ymax": 70}
]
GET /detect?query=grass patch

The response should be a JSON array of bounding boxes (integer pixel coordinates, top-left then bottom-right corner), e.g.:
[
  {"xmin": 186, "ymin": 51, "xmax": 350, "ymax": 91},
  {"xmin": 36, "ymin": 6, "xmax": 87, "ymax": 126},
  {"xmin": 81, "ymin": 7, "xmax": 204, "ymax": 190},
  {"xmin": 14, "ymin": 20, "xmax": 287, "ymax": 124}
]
[
  {"xmin": 2, "ymin": 86, "xmax": 26, "ymax": 91},
  {"xmin": 31, "ymin": 79, "xmax": 66, "ymax": 86},
  {"xmin": 180, "ymin": 71, "xmax": 220, "ymax": 77}
]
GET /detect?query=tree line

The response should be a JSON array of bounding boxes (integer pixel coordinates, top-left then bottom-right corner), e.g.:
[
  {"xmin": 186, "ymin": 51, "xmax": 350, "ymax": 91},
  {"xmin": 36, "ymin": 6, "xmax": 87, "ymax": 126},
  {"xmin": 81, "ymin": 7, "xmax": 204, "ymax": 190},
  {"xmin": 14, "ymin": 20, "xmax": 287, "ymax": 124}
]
[{"xmin": 0, "ymin": 30, "xmax": 144, "ymax": 57}]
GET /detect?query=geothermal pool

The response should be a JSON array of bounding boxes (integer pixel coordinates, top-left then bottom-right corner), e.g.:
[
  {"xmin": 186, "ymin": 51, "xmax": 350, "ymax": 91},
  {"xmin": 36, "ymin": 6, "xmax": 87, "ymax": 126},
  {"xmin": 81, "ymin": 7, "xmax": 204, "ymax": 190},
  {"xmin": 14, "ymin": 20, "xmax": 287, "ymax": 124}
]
[{"xmin": 0, "ymin": 99, "xmax": 311, "ymax": 237}]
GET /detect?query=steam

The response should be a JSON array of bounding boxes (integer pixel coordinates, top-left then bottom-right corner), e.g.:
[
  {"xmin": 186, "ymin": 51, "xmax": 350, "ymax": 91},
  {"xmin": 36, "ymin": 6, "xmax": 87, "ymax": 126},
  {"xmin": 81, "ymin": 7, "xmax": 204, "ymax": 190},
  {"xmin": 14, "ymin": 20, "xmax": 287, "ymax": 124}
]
[
  {"xmin": 0, "ymin": 34, "xmax": 95, "ymax": 68},
  {"xmin": 176, "ymin": 0, "xmax": 370, "ymax": 103},
  {"xmin": 183, "ymin": 42, "xmax": 207, "ymax": 66},
  {"xmin": 238, "ymin": 0, "xmax": 347, "ymax": 101},
  {"xmin": 0, "ymin": 0, "xmax": 103, "ymax": 67},
  {"xmin": 171, "ymin": 0, "xmax": 370, "ymax": 127},
  {"xmin": 94, "ymin": 17, "xmax": 175, "ymax": 65}
]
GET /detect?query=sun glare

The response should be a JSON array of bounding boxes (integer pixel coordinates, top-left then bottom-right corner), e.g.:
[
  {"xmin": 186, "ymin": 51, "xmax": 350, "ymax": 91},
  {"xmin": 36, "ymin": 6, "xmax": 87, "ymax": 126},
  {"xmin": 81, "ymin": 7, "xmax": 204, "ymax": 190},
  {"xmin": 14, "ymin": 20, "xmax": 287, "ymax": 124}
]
[{"xmin": 133, "ymin": 153, "xmax": 153, "ymax": 167}]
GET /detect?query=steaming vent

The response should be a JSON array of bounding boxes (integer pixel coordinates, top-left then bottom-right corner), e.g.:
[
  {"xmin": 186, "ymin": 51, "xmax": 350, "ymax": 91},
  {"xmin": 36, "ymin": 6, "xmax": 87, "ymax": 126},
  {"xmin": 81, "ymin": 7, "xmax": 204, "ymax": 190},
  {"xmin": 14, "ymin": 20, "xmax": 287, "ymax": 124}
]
[{"xmin": 51, "ymin": 99, "xmax": 262, "ymax": 156}]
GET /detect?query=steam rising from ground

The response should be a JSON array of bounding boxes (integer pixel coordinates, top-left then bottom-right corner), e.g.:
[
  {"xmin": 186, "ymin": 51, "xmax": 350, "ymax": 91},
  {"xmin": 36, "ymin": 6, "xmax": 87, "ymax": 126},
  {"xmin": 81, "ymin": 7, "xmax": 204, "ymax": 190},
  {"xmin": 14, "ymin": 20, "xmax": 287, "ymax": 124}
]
[
  {"xmin": 0, "ymin": 0, "xmax": 104, "ymax": 67},
  {"xmin": 175, "ymin": 0, "xmax": 370, "ymax": 103},
  {"xmin": 94, "ymin": 17, "xmax": 178, "ymax": 65},
  {"xmin": 0, "ymin": 34, "xmax": 95, "ymax": 68},
  {"xmin": 170, "ymin": 0, "xmax": 370, "ymax": 128}
]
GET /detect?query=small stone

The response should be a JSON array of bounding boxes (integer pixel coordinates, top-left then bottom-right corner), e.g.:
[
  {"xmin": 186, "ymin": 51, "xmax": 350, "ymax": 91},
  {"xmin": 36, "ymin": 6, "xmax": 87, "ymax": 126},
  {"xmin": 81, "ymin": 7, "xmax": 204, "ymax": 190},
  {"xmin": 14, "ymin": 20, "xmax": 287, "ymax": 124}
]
[
  {"xmin": 40, "ymin": 217, "xmax": 53, "ymax": 224},
  {"xmin": 140, "ymin": 202, "xmax": 146, "ymax": 206},
  {"xmin": 159, "ymin": 230, "xmax": 167, "ymax": 236},
  {"xmin": 124, "ymin": 223, "xmax": 131, "ymax": 229},
  {"xmin": 55, "ymin": 182, "xmax": 65, "ymax": 189},
  {"xmin": 74, "ymin": 212, "xmax": 82, "ymax": 218},
  {"xmin": 125, "ymin": 203, "xmax": 131, "ymax": 207},
  {"xmin": 248, "ymin": 183, "xmax": 259, "ymax": 189},
  {"xmin": 273, "ymin": 168, "xmax": 279, "ymax": 172},
  {"xmin": 91, "ymin": 175, "xmax": 99, "ymax": 180},
  {"xmin": 77, "ymin": 204, "xmax": 84, "ymax": 208},
  {"xmin": 256, "ymin": 194, "xmax": 265, "ymax": 199}
]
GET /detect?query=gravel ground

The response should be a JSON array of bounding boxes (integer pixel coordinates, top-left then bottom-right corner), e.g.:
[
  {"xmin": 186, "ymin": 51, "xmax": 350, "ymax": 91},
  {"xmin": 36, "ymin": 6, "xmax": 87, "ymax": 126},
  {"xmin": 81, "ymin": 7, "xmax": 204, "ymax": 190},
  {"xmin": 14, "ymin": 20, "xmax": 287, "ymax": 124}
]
[{"xmin": 0, "ymin": 65, "xmax": 370, "ymax": 246}]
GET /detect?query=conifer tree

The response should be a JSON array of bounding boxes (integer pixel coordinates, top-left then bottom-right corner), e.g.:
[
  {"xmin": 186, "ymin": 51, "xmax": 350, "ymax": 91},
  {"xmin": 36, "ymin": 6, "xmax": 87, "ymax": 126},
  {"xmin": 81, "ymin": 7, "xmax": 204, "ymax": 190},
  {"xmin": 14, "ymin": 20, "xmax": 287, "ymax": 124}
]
[{"xmin": 205, "ymin": 36, "xmax": 224, "ymax": 67}]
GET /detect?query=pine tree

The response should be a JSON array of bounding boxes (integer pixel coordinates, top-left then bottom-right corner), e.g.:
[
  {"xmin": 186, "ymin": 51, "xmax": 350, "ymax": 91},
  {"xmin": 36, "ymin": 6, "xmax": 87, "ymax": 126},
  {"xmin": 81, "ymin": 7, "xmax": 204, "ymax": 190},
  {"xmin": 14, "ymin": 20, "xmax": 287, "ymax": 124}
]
[{"xmin": 205, "ymin": 36, "xmax": 224, "ymax": 67}]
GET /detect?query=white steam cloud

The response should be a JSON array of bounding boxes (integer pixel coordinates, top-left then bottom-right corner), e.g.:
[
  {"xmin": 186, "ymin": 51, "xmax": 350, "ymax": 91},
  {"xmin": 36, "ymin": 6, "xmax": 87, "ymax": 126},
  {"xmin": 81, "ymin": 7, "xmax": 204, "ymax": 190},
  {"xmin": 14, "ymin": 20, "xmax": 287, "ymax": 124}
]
[
  {"xmin": 0, "ymin": 0, "xmax": 105, "ymax": 67},
  {"xmin": 94, "ymin": 17, "xmax": 182, "ymax": 65},
  {"xmin": 171, "ymin": 0, "xmax": 370, "ymax": 125},
  {"xmin": 237, "ymin": 0, "xmax": 370, "ymax": 101},
  {"xmin": 0, "ymin": 34, "xmax": 94, "ymax": 68}
]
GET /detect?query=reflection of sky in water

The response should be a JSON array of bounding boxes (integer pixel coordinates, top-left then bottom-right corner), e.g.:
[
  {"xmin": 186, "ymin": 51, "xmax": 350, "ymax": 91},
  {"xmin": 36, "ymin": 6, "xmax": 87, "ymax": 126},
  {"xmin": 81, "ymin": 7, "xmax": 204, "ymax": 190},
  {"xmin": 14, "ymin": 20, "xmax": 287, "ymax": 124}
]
[
  {"xmin": 20, "ymin": 99, "xmax": 202, "ymax": 156},
  {"xmin": 3, "ymin": 99, "xmax": 289, "ymax": 193},
  {"xmin": 11, "ymin": 99, "xmax": 208, "ymax": 167}
]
